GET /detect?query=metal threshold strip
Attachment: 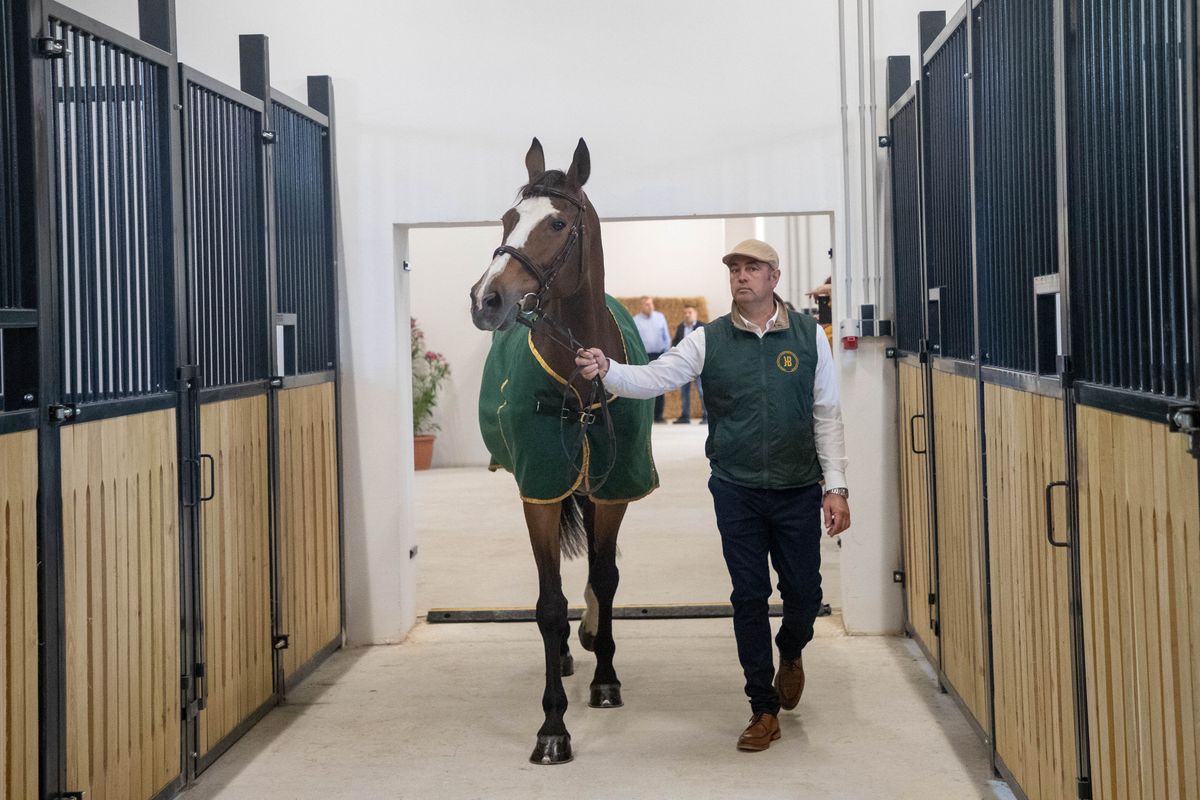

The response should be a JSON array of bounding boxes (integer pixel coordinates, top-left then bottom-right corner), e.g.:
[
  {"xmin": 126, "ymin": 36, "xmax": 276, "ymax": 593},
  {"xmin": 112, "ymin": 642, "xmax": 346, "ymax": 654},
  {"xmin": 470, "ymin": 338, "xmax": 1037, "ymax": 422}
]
[{"xmin": 426, "ymin": 602, "xmax": 833, "ymax": 623}]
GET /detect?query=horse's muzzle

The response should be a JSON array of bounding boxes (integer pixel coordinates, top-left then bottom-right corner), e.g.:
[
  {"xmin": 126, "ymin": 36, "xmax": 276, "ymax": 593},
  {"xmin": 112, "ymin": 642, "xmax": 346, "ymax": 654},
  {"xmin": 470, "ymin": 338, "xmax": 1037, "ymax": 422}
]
[{"xmin": 470, "ymin": 290, "xmax": 517, "ymax": 331}]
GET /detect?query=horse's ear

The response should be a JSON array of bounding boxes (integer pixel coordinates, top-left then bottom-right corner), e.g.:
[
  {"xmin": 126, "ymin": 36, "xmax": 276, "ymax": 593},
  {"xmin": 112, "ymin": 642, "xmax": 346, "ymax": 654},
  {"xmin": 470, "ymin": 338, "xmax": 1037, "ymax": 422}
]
[
  {"xmin": 525, "ymin": 137, "xmax": 545, "ymax": 183},
  {"xmin": 567, "ymin": 138, "xmax": 590, "ymax": 187}
]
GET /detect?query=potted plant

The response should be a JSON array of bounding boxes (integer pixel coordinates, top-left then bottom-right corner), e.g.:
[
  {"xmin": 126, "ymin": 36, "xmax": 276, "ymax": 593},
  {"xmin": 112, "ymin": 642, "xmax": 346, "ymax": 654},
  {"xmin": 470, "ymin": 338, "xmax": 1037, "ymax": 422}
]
[{"xmin": 411, "ymin": 318, "xmax": 451, "ymax": 470}]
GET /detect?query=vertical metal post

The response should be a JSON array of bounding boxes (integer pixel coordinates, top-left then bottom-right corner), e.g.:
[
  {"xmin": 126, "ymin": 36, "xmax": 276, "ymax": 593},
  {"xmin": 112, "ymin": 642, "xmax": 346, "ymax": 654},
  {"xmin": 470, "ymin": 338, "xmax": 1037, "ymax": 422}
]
[
  {"xmin": 240, "ymin": 32, "xmax": 286, "ymax": 697},
  {"xmin": 138, "ymin": 0, "xmax": 197, "ymax": 787},
  {"xmin": 965, "ymin": 0, "xmax": 998, "ymax": 759},
  {"xmin": 18, "ymin": 0, "xmax": 67, "ymax": 793},
  {"xmin": 918, "ymin": 10, "xmax": 947, "ymax": 58},
  {"xmin": 916, "ymin": 66, "xmax": 942, "ymax": 666},
  {"xmin": 1052, "ymin": 0, "xmax": 1093, "ymax": 796},
  {"xmin": 1186, "ymin": 0, "xmax": 1199, "ymax": 457},
  {"xmin": 306, "ymin": 74, "xmax": 346, "ymax": 642}
]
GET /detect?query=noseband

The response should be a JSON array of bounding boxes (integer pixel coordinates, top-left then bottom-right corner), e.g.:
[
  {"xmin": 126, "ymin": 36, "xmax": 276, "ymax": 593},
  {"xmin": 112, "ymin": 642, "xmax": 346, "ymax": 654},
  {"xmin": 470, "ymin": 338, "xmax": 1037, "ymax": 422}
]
[{"xmin": 492, "ymin": 185, "xmax": 587, "ymax": 314}]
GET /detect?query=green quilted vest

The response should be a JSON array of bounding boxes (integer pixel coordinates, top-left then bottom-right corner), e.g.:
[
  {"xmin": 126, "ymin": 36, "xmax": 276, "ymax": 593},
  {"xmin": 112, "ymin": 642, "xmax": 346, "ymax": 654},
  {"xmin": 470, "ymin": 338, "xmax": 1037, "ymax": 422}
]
[{"xmin": 700, "ymin": 309, "xmax": 823, "ymax": 490}]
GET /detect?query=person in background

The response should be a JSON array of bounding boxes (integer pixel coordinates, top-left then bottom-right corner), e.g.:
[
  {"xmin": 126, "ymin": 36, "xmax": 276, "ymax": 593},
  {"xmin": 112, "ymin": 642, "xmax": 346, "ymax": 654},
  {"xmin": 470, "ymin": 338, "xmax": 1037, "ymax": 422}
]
[
  {"xmin": 576, "ymin": 240, "xmax": 850, "ymax": 753},
  {"xmin": 672, "ymin": 304, "xmax": 707, "ymax": 424},
  {"xmin": 632, "ymin": 296, "xmax": 671, "ymax": 422}
]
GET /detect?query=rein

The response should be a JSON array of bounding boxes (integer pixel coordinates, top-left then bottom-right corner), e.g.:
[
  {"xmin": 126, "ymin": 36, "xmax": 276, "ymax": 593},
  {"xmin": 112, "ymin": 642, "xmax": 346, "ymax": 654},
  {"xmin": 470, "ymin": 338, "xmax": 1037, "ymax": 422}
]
[{"xmin": 500, "ymin": 184, "xmax": 619, "ymax": 495}]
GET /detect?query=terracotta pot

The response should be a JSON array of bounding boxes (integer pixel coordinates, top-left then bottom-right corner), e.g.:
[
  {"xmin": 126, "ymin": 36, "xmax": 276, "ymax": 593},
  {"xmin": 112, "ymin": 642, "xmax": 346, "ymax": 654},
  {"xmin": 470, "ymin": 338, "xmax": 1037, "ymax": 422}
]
[{"xmin": 414, "ymin": 434, "xmax": 436, "ymax": 471}]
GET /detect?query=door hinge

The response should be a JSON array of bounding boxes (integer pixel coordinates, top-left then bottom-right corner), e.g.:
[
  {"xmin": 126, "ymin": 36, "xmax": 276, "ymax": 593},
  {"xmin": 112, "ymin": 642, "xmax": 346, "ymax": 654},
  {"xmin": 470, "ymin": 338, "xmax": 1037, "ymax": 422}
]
[
  {"xmin": 177, "ymin": 363, "xmax": 201, "ymax": 389},
  {"xmin": 927, "ymin": 592, "xmax": 936, "ymax": 606},
  {"xmin": 1168, "ymin": 405, "xmax": 1200, "ymax": 436},
  {"xmin": 59, "ymin": 792, "xmax": 86, "ymax": 800},
  {"xmin": 933, "ymin": 619, "xmax": 940, "ymax": 636},
  {"xmin": 1056, "ymin": 355, "xmax": 1074, "ymax": 387},
  {"xmin": 273, "ymin": 634, "xmax": 290, "ymax": 650},
  {"xmin": 1077, "ymin": 777, "xmax": 1092, "ymax": 799},
  {"xmin": 37, "ymin": 36, "xmax": 66, "ymax": 58},
  {"xmin": 48, "ymin": 403, "xmax": 79, "ymax": 425}
]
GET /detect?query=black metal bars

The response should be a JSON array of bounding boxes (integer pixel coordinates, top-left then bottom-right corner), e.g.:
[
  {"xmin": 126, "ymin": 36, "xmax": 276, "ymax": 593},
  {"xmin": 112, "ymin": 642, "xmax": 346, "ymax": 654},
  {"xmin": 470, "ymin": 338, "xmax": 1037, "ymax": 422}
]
[
  {"xmin": 922, "ymin": 18, "xmax": 974, "ymax": 361},
  {"xmin": 890, "ymin": 89, "xmax": 924, "ymax": 354},
  {"xmin": 1066, "ymin": 0, "xmax": 1193, "ymax": 399},
  {"xmin": 180, "ymin": 68, "xmax": 268, "ymax": 389},
  {"xmin": 271, "ymin": 97, "xmax": 334, "ymax": 376},
  {"xmin": 0, "ymin": 0, "xmax": 22, "ymax": 311},
  {"xmin": 974, "ymin": 0, "xmax": 1058, "ymax": 372},
  {"xmin": 48, "ymin": 14, "xmax": 174, "ymax": 404}
]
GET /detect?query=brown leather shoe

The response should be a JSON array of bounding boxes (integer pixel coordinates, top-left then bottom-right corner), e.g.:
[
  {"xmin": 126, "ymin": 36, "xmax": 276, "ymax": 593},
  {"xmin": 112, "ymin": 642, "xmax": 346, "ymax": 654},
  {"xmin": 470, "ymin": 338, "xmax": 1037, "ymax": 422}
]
[
  {"xmin": 775, "ymin": 655, "xmax": 805, "ymax": 710},
  {"xmin": 736, "ymin": 712, "xmax": 781, "ymax": 751}
]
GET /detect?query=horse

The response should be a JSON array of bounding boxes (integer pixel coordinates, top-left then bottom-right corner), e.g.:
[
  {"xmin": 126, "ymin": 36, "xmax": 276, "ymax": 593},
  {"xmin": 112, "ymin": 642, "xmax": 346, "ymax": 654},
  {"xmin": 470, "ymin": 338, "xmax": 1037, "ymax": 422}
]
[{"xmin": 469, "ymin": 138, "xmax": 658, "ymax": 764}]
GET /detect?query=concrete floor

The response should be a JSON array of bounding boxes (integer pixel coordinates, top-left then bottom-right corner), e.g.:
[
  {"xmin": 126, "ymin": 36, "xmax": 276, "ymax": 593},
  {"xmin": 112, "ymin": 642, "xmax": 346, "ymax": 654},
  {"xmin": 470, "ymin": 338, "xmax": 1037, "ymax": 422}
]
[
  {"xmin": 416, "ymin": 423, "xmax": 841, "ymax": 613},
  {"xmin": 185, "ymin": 424, "xmax": 1013, "ymax": 799}
]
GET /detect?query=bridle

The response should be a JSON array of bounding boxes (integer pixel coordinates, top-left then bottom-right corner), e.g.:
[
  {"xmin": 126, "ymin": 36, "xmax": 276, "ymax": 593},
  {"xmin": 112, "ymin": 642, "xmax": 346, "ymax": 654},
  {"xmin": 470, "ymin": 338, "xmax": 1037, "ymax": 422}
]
[
  {"xmin": 491, "ymin": 182, "xmax": 619, "ymax": 494},
  {"xmin": 492, "ymin": 184, "xmax": 587, "ymax": 315}
]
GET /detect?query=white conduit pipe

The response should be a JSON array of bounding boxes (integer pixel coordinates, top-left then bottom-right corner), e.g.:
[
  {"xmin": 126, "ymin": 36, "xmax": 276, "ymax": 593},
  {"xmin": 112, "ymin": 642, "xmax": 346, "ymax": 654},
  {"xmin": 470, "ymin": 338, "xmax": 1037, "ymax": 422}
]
[
  {"xmin": 868, "ymin": 0, "xmax": 882, "ymax": 309},
  {"xmin": 857, "ymin": 0, "xmax": 872, "ymax": 309},
  {"xmin": 837, "ymin": 0, "xmax": 855, "ymax": 321}
]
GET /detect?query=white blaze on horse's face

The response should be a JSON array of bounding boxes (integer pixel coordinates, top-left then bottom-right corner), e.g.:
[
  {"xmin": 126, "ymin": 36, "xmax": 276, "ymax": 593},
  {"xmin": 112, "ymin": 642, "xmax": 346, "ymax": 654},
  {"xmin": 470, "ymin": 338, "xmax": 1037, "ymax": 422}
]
[{"xmin": 472, "ymin": 195, "xmax": 558, "ymax": 312}]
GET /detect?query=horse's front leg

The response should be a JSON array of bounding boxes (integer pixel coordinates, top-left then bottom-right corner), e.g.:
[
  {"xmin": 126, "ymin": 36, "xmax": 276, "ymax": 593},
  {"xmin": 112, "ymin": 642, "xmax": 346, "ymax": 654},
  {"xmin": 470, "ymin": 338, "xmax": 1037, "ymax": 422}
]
[
  {"xmin": 524, "ymin": 502, "xmax": 573, "ymax": 764},
  {"xmin": 586, "ymin": 501, "xmax": 627, "ymax": 708}
]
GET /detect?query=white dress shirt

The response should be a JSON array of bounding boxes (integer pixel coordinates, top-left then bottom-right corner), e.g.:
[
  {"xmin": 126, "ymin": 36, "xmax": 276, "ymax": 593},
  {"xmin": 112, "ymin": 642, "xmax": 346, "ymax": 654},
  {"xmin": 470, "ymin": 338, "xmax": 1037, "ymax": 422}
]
[{"xmin": 603, "ymin": 309, "xmax": 848, "ymax": 490}]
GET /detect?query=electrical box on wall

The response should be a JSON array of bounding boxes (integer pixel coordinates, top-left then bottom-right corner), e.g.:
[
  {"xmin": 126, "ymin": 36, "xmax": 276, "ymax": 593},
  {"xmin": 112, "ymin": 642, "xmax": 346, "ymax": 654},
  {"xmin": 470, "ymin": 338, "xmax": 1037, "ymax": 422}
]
[{"xmin": 838, "ymin": 305, "xmax": 894, "ymax": 347}]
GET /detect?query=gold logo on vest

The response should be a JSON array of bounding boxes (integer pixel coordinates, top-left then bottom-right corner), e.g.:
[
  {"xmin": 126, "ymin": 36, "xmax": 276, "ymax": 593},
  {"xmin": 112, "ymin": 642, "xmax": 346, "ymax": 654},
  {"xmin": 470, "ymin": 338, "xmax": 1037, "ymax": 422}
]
[{"xmin": 776, "ymin": 350, "xmax": 799, "ymax": 373}]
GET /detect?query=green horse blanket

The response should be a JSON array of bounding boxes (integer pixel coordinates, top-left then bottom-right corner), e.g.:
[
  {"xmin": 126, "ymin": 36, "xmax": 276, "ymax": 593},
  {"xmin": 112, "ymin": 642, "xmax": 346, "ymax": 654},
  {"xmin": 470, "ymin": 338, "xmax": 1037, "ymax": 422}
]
[{"xmin": 479, "ymin": 295, "xmax": 659, "ymax": 504}]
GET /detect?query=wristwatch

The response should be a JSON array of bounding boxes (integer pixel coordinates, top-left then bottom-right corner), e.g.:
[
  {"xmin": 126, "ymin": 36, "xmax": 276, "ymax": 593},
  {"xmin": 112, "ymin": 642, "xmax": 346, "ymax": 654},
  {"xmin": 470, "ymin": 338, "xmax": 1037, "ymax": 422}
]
[{"xmin": 824, "ymin": 487, "xmax": 850, "ymax": 500}]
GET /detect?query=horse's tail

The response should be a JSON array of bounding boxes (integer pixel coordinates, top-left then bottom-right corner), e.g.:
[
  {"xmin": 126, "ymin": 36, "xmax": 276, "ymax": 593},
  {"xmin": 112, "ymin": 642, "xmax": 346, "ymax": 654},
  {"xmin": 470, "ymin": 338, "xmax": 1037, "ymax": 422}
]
[{"xmin": 559, "ymin": 493, "xmax": 591, "ymax": 561}]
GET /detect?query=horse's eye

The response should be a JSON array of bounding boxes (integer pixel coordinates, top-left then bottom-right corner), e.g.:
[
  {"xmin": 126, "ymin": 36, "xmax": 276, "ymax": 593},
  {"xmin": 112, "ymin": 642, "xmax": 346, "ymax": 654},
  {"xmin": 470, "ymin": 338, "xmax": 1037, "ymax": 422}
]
[{"xmin": 551, "ymin": 220, "xmax": 567, "ymax": 232}]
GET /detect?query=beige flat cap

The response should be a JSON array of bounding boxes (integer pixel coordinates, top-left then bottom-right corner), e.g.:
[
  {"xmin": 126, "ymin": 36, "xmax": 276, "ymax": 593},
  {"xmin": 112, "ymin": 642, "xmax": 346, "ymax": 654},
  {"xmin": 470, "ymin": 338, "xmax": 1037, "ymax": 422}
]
[{"xmin": 722, "ymin": 239, "xmax": 779, "ymax": 270}]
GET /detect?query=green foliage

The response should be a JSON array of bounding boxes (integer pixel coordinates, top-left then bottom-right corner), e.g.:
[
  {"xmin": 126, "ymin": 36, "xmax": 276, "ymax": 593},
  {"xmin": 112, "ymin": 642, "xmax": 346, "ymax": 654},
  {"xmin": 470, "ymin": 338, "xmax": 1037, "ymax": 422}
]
[{"xmin": 411, "ymin": 318, "xmax": 451, "ymax": 435}]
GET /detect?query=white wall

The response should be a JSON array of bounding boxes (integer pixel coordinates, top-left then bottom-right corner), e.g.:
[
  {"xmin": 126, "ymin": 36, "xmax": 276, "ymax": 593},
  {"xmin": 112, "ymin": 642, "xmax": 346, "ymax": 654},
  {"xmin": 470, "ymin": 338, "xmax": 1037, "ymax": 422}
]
[{"xmin": 67, "ymin": 0, "xmax": 962, "ymax": 642}]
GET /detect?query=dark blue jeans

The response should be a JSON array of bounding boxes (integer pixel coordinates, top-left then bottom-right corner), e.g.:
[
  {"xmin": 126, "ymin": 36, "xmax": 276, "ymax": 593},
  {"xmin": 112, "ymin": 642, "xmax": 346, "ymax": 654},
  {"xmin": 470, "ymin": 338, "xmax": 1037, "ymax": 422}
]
[
  {"xmin": 709, "ymin": 476, "xmax": 824, "ymax": 714},
  {"xmin": 678, "ymin": 377, "xmax": 705, "ymax": 420}
]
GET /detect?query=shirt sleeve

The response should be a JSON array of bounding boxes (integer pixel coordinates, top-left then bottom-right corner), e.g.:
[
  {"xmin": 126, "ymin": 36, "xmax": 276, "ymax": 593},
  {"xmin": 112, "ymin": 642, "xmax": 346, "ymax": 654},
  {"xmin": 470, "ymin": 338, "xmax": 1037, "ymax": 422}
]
[
  {"xmin": 812, "ymin": 327, "xmax": 848, "ymax": 490},
  {"xmin": 603, "ymin": 327, "xmax": 706, "ymax": 399}
]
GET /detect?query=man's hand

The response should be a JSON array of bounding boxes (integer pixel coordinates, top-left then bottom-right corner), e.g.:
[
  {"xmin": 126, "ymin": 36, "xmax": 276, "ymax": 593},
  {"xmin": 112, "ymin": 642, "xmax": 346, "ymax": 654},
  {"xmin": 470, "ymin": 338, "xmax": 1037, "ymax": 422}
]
[
  {"xmin": 575, "ymin": 347, "xmax": 609, "ymax": 380},
  {"xmin": 823, "ymin": 493, "xmax": 850, "ymax": 537}
]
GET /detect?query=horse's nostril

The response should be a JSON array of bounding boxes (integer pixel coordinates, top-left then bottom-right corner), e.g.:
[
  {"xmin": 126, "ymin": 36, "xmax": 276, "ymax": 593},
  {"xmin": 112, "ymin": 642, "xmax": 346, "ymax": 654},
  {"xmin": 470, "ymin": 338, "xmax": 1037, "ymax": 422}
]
[{"xmin": 484, "ymin": 292, "xmax": 501, "ymax": 310}]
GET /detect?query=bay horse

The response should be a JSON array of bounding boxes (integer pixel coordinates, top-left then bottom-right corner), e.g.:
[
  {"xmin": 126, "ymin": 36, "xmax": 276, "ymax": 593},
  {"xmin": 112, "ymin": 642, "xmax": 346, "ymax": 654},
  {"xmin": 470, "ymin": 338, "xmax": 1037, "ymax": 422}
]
[{"xmin": 469, "ymin": 138, "xmax": 658, "ymax": 764}]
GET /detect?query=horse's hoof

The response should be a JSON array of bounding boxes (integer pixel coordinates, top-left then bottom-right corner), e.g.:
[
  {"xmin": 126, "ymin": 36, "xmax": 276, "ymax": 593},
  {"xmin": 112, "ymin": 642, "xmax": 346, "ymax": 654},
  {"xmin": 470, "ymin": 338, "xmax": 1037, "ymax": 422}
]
[
  {"xmin": 530, "ymin": 734, "xmax": 573, "ymax": 765},
  {"xmin": 579, "ymin": 627, "xmax": 596, "ymax": 652},
  {"xmin": 589, "ymin": 683, "xmax": 623, "ymax": 708},
  {"xmin": 560, "ymin": 652, "xmax": 575, "ymax": 677}
]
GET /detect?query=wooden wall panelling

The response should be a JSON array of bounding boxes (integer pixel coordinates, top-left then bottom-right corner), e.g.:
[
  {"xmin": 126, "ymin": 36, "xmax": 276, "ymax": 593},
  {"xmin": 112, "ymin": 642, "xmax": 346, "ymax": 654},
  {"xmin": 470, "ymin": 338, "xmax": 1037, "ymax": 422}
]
[
  {"xmin": 277, "ymin": 382, "xmax": 341, "ymax": 681},
  {"xmin": 932, "ymin": 370, "xmax": 989, "ymax": 729},
  {"xmin": 985, "ymin": 385, "xmax": 1075, "ymax": 800},
  {"xmin": 61, "ymin": 409, "xmax": 181, "ymax": 800},
  {"xmin": 1, "ymin": 430, "xmax": 38, "ymax": 800},
  {"xmin": 1077, "ymin": 407, "xmax": 1200, "ymax": 800},
  {"xmin": 899, "ymin": 362, "xmax": 937, "ymax": 661},
  {"xmin": 197, "ymin": 395, "xmax": 273, "ymax": 755}
]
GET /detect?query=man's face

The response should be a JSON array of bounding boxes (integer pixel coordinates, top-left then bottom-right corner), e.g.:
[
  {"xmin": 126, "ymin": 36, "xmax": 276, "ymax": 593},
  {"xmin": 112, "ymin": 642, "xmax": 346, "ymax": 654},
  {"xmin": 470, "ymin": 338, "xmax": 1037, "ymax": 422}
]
[
  {"xmin": 640, "ymin": 298, "xmax": 654, "ymax": 315},
  {"xmin": 727, "ymin": 256, "xmax": 779, "ymax": 304},
  {"xmin": 683, "ymin": 307, "xmax": 697, "ymax": 324}
]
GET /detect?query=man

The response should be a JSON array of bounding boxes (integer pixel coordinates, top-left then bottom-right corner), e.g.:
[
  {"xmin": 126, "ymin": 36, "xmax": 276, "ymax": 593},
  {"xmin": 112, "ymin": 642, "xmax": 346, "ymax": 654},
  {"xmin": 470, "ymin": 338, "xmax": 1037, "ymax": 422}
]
[
  {"xmin": 631, "ymin": 296, "xmax": 672, "ymax": 422},
  {"xmin": 576, "ymin": 240, "xmax": 850, "ymax": 752},
  {"xmin": 671, "ymin": 304, "xmax": 706, "ymax": 424}
]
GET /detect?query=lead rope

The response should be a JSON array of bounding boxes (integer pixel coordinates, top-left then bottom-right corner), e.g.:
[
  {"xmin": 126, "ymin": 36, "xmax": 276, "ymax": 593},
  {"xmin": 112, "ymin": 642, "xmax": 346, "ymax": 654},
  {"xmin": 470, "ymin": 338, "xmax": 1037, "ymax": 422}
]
[{"xmin": 516, "ymin": 309, "xmax": 619, "ymax": 495}]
